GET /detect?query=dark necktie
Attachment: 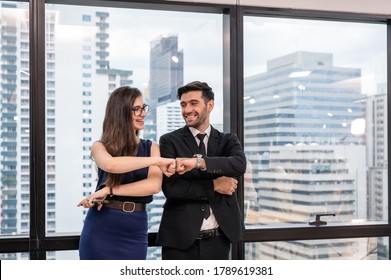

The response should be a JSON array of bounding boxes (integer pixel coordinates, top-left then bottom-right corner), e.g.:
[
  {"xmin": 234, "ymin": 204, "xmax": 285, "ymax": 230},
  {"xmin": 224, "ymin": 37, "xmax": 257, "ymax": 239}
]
[
  {"xmin": 197, "ymin": 133, "xmax": 206, "ymax": 156},
  {"xmin": 197, "ymin": 133, "xmax": 210, "ymax": 219}
]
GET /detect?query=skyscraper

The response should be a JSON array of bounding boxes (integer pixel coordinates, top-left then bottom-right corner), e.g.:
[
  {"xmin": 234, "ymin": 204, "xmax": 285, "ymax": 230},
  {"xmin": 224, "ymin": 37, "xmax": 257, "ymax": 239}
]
[
  {"xmin": 366, "ymin": 84, "xmax": 388, "ymax": 259},
  {"xmin": 243, "ymin": 51, "xmax": 371, "ymax": 259},
  {"xmin": 0, "ymin": 3, "xmax": 26, "ymax": 238},
  {"xmin": 146, "ymin": 35, "xmax": 183, "ymax": 141}
]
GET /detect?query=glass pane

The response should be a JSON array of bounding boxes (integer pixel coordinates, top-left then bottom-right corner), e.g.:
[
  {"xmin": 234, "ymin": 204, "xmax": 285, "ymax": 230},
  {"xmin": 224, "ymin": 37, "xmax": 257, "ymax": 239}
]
[
  {"xmin": 47, "ymin": 250, "xmax": 79, "ymax": 260},
  {"xmin": 147, "ymin": 245, "xmax": 161, "ymax": 260},
  {"xmin": 45, "ymin": 3, "xmax": 223, "ymax": 259},
  {"xmin": 0, "ymin": 1, "xmax": 30, "ymax": 239},
  {"xmin": 0, "ymin": 252, "xmax": 29, "ymax": 260},
  {"xmin": 243, "ymin": 17, "xmax": 387, "ymax": 227},
  {"xmin": 245, "ymin": 237, "xmax": 389, "ymax": 260}
]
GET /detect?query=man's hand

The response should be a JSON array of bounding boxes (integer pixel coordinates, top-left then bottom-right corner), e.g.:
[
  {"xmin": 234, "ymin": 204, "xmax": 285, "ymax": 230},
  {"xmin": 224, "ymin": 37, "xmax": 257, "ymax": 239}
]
[
  {"xmin": 213, "ymin": 176, "xmax": 238, "ymax": 195},
  {"xmin": 175, "ymin": 158, "xmax": 197, "ymax": 174}
]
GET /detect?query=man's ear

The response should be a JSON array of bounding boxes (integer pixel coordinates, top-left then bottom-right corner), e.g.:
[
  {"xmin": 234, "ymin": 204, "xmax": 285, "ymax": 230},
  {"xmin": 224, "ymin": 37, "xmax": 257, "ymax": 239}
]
[{"xmin": 207, "ymin": 99, "xmax": 214, "ymax": 112}]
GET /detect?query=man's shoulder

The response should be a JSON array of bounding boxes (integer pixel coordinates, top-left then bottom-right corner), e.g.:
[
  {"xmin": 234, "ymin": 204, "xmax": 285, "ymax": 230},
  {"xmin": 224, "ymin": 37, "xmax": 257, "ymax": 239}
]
[
  {"xmin": 161, "ymin": 126, "xmax": 186, "ymax": 139},
  {"xmin": 211, "ymin": 126, "xmax": 237, "ymax": 139}
]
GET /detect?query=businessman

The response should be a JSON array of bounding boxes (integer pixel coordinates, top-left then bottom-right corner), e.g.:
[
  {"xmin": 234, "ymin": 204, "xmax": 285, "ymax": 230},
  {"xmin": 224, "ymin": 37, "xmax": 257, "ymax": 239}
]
[{"xmin": 157, "ymin": 81, "xmax": 246, "ymax": 260}]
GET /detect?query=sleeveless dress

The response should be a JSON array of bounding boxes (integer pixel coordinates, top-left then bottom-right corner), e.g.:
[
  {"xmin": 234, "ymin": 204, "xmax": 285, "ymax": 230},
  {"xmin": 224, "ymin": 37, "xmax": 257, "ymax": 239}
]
[{"xmin": 79, "ymin": 139, "xmax": 153, "ymax": 260}]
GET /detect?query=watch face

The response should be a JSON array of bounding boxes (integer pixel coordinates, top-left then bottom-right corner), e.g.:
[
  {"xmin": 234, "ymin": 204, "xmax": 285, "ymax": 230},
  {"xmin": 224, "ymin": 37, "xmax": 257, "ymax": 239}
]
[{"xmin": 195, "ymin": 156, "xmax": 202, "ymax": 169}]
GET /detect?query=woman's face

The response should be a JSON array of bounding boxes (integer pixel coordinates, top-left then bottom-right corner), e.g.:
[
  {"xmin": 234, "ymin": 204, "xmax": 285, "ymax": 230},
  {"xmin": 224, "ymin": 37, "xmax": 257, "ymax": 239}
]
[{"xmin": 131, "ymin": 96, "xmax": 147, "ymax": 131}]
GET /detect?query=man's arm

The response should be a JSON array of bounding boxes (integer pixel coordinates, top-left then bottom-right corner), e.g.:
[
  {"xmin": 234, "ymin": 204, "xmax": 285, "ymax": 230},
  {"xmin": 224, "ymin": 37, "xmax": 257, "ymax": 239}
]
[
  {"xmin": 175, "ymin": 133, "xmax": 246, "ymax": 177},
  {"xmin": 160, "ymin": 133, "xmax": 246, "ymax": 201},
  {"xmin": 203, "ymin": 133, "xmax": 247, "ymax": 177},
  {"xmin": 159, "ymin": 135, "xmax": 214, "ymax": 201}
]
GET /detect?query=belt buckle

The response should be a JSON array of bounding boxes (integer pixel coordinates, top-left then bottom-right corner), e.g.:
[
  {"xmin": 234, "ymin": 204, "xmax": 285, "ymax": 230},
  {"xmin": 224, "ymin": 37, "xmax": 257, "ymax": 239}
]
[
  {"xmin": 198, "ymin": 229, "xmax": 216, "ymax": 240},
  {"xmin": 122, "ymin": 201, "xmax": 135, "ymax": 212},
  {"xmin": 205, "ymin": 230, "xmax": 214, "ymax": 239}
]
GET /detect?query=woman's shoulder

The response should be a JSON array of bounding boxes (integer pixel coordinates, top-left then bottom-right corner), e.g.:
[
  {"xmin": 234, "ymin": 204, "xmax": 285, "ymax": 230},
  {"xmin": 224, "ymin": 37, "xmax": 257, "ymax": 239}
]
[
  {"xmin": 140, "ymin": 138, "xmax": 153, "ymax": 146},
  {"xmin": 137, "ymin": 139, "xmax": 154, "ymax": 157}
]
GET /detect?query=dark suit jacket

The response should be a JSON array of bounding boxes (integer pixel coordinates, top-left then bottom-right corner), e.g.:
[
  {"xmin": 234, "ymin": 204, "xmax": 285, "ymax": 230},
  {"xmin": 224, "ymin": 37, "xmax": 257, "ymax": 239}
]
[{"xmin": 156, "ymin": 125, "xmax": 247, "ymax": 249}]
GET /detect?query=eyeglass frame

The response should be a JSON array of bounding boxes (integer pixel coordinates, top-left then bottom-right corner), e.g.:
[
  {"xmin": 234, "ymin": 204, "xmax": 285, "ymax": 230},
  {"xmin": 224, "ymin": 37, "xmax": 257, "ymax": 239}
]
[{"xmin": 131, "ymin": 104, "xmax": 150, "ymax": 116}]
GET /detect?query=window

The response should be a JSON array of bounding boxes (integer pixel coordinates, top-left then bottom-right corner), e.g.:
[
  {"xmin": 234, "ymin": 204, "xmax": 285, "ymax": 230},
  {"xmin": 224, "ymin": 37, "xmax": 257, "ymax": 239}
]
[
  {"xmin": 243, "ymin": 16, "xmax": 387, "ymax": 259},
  {"xmin": 35, "ymin": 2, "xmax": 220, "ymax": 261},
  {"xmin": 0, "ymin": 1, "xmax": 30, "ymax": 239}
]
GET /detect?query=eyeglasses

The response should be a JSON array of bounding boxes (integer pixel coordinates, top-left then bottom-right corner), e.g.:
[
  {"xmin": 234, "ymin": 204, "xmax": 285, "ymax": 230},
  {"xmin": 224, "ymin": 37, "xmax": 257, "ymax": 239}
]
[{"xmin": 131, "ymin": 104, "xmax": 149, "ymax": 116}]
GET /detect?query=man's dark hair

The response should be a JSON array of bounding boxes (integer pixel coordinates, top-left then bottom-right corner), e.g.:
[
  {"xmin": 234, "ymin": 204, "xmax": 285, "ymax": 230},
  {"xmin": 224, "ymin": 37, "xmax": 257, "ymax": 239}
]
[{"xmin": 177, "ymin": 81, "xmax": 214, "ymax": 102}]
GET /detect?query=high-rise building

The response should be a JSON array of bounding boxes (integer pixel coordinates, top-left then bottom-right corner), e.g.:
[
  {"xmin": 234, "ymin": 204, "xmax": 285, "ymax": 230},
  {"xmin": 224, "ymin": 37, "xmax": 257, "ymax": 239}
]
[
  {"xmin": 156, "ymin": 100, "xmax": 185, "ymax": 140},
  {"xmin": 366, "ymin": 84, "xmax": 388, "ymax": 258},
  {"xmin": 0, "ymin": 3, "xmax": 27, "ymax": 238},
  {"xmin": 146, "ymin": 35, "xmax": 183, "ymax": 141},
  {"xmin": 243, "ymin": 51, "xmax": 371, "ymax": 259}
]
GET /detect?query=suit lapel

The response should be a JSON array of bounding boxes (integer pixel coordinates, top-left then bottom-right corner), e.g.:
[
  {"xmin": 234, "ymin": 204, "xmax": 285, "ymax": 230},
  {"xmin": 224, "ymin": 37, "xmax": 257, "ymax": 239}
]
[
  {"xmin": 207, "ymin": 126, "xmax": 220, "ymax": 156},
  {"xmin": 180, "ymin": 126, "xmax": 200, "ymax": 155}
]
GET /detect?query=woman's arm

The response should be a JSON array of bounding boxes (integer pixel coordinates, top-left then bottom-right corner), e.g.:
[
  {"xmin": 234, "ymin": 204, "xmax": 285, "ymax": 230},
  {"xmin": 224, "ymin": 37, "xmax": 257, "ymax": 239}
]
[
  {"xmin": 109, "ymin": 142, "xmax": 163, "ymax": 196},
  {"xmin": 78, "ymin": 143, "xmax": 165, "ymax": 209},
  {"xmin": 92, "ymin": 141, "xmax": 175, "ymax": 175}
]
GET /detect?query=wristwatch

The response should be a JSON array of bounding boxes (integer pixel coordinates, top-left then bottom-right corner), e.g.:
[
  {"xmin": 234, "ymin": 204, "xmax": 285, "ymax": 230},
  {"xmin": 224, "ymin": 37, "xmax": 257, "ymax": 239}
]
[{"xmin": 193, "ymin": 154, "xmax": 203, "ymax": 169}]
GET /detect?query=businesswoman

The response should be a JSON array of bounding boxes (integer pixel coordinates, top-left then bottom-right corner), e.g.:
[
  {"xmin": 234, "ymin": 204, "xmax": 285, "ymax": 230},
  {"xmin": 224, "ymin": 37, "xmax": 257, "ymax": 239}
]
[{"xmin": 78, "ymin": 86, "xmax": 175, "ymax": 260}]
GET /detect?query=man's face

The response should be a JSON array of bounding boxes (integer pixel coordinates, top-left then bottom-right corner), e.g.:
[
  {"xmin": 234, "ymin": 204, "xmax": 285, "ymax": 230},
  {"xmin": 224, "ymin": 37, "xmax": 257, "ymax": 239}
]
[{"xmin": 180, "ymin": 90, "xmax": 213, "ymax": 131}]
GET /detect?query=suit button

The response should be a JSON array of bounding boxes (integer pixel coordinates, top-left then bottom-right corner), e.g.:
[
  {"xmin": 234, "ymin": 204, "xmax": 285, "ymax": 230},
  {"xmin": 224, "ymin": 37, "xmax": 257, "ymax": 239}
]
[{"xmin": 201, "ymin": 206, "xmax": 205, "ymax": 211}]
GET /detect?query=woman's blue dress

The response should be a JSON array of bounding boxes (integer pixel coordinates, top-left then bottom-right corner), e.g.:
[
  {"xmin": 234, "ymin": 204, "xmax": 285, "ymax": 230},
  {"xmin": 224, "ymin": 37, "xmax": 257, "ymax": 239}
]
[{"xmin": 79, "ymin": 139, "xmax": 153, "ymax": 260}]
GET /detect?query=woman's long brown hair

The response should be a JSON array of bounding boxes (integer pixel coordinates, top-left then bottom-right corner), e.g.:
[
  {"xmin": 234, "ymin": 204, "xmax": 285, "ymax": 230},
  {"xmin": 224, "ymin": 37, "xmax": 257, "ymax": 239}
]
[{"xmin": 100, "ymin": 86, "xmax": 142, "ymax": 187}]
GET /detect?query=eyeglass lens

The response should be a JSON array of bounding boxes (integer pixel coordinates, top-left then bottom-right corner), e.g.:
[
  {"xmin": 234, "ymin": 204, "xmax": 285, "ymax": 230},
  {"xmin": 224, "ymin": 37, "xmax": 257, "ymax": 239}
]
[{"xmin": 133, "ymin": 104, "xmax": 149, "ymax": 116}]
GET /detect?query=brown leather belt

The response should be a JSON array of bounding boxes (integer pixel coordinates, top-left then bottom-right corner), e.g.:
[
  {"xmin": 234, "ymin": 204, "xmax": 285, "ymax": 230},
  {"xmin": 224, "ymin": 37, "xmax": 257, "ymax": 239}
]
[
  {"xmin": 104, "ymin": 200, "xmax": 146, "ymax": 212},
  {"xmin": 197, "ymin": 228, "xmax": 224, "ymax": 240}
]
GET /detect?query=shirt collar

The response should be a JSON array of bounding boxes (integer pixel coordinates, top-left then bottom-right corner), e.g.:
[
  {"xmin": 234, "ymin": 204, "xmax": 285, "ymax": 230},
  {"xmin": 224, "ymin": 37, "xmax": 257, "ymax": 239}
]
[{"xmin": 189, "ymin": 125, "xmax": 211, "ymax": 139}]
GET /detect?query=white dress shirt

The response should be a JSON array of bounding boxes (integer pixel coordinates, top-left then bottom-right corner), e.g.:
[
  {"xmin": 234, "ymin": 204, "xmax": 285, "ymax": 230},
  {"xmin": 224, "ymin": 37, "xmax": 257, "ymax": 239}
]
[{"xmin": 188, "ymin": 126, "xmax": 219, "ymax": 231}]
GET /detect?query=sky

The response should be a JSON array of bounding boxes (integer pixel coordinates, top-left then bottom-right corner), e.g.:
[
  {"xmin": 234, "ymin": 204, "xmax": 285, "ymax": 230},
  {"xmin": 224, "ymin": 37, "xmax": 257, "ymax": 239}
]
[{"xmin": 243, "ymin": 17, "xmax": 387, "ymax": 95}]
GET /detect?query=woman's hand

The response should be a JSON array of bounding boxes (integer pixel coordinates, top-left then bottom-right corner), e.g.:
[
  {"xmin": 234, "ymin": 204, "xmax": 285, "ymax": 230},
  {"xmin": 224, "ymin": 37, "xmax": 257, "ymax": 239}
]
[
  {"xmin": 77, "ymin": 186, "xmax": 110, "ymax": 211},
  {"xmin": 157, "ymin": 157, "xmax": 176, "ymax": 177}
]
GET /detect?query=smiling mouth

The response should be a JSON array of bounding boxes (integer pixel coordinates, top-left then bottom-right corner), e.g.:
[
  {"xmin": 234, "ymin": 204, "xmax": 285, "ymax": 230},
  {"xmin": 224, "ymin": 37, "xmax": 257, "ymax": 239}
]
[{"xmin": 185, "ymin": 113, "xmax": 197, "ymax": 121}]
